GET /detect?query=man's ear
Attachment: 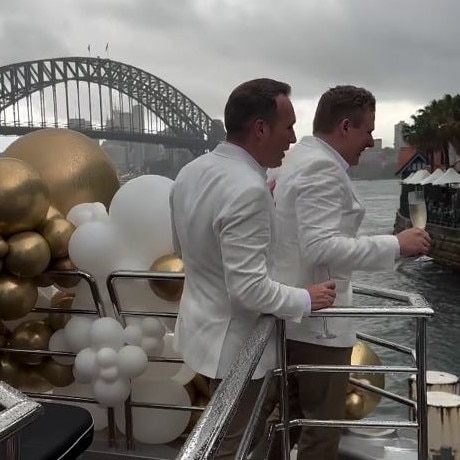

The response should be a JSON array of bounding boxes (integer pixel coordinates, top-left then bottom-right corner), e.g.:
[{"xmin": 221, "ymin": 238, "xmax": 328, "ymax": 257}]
[
  {"xmin": 254, "ymin": 118, "xmax": 267, "ymax": 140},
  {"xmin": 340, "ymin": 118, "xmax": 350, "ymax": 135}
]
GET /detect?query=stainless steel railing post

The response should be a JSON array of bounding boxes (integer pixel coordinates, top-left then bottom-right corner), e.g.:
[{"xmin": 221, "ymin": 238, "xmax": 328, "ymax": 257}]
[
  {"xmin": 276, "ymin": 319, "xmax": 290, "ymax": 460},
  {"xmin": 416, "ymin": 317, "xmax": 428, "ymax": 460}
]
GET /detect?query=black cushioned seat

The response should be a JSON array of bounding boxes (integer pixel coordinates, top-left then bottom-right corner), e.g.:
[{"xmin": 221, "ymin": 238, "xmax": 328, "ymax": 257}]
[{"xmin": 15, "ymin": 402, "xmax": 94, "ymax": 460}]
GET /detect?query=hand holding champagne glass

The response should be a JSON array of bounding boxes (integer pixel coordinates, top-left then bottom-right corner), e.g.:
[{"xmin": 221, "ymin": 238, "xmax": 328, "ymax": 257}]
[{"xmin": 396, "ymin": 190, "xmax": 431, "ymax": 258}]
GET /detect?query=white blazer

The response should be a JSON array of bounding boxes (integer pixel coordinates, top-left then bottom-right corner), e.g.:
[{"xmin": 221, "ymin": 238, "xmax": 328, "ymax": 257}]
[
  {"xmin": 273, "ymin": 136, "xmax": 399, "ymax": 347},
  {"xmin": 170, "ymin": 142, "xmax": 308, "ymax": 379}
]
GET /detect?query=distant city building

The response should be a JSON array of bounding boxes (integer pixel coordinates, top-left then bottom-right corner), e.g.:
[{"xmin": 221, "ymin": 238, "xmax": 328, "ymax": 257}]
[
  {"xmin": 68, "ymin": 118, "xmax": 92, "ymax": 130},
  {"xmin": 394, "ymin": 121, "xmax": 408, "ymax": 154}
]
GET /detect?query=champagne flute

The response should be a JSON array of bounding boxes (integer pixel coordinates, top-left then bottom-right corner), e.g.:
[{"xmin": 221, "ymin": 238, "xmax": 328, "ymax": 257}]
[
  {"xmin": 407, "ymin": 189, "xmax": 428, "ymax": 263},
  {"xmin": 408, "ymin": 190, "xmax": 427, "ymax": 229},
  {"xmin": 316, "ymin": 266, "xmax": 336, "ymax": 340}
]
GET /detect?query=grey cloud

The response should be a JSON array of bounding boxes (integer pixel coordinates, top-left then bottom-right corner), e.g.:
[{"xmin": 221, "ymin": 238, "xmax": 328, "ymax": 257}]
[{"xmin": 0, "ymin": 0, "xmax": 459, "ymax": 119}]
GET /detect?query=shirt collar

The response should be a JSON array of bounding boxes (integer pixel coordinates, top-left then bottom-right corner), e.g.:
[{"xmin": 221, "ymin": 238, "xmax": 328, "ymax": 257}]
[
  {"xmin": 215, "ymin": 141, "xmax": 267, "ymax": 179},
  {"xmin": 315, "ymin": 137, "xmax": 350, "ymax": 171}
]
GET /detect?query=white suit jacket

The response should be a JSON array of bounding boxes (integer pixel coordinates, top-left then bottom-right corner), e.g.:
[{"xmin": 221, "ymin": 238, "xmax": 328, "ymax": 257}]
[
  {"xmin": 273, "ymin": 136, "xmax": 399, "ymax": 347},
  {"xmin": 170, "ymin": 142, "xmax": 308, "ymax": 379}
]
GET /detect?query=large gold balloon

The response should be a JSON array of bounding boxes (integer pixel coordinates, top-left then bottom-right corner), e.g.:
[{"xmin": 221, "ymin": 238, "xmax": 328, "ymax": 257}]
[
  {"xmin": 38, "ymin": 218, "xmax": 75, "ymax": 259},
  {"xmin": 46, "ymin": 205, "xmax": 63, "ymax": 220},
  {"xmin": 10, "ymin": 320, "xmax": 53, "ymax": 365},
  {"xmin": 4, "ymin": 128, "xmax": 120, "ymax": 216},
  {"xmin": 0, "ymin": 275, "xmax": 38, "ymax": 321},
  {"xmin": 50, "ymin": 257, "xmax": 80, "ymax": 288},
  {"xmin": 18, "ymin": 366, "xmax": 53, "ymax": 393},
  {"xmin": 0, "ymin": 158, "xmax": 50, "ymax": 236},
  {"xmin": 0, "ymin": 353, "xmax": 21, "ymax": 387},
  {"xmin": 149, "ymin": 254, "xmax": 184, "ymax": 302},
  {"xmin": 345, "ymin": 341, "xmax": 385, "ymax": 420},
  {"xmin": 0, "ymin": 236, "xmax": 8, "ymax": 258},
  {"xmin": 37, "ymin": 359, "xmax": 75, "ymax": 387},
  {"xmin": 48, "ymin": 291, "xmax": 74, "ymax": 331},
  {"xmin": 5, "ymin": 231, "xmax": 51, "ymax": 278}
]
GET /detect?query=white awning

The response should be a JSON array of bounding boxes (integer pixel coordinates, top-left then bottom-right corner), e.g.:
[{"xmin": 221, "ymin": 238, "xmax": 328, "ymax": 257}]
[
  {"xmin": 432, "ymin": 167, "xmax": 460, "ymax": 185},
  {"xmin": 404, "ymin": 169, "xmax": 430, "ymax": 184},
  {"xmin": 401, "ymin": 172, "xmax": 415, "ymax": 184},
  {"xmin": 420, "ymin": 168, "xmax": 445, "ymax": 185}
]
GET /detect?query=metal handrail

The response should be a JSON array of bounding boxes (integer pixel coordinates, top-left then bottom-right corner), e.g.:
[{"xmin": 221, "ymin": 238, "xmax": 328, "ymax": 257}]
[
  {"xmin": 0, "ymin": 382, "xmax": 42, "ymax": 460},
  {"xmin": 178, "ymin": 283, "xmax": 434, "ymax": 460}
]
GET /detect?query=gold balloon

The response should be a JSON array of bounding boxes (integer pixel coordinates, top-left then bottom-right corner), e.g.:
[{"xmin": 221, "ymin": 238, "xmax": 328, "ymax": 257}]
[
  {"xmin": 46, "ymin": 205, "xmax": 63, "ymax": 220},
  {"xmin": 5, "ymin": 231, "xmax": 51, "ymax": 278},
  {"xmin": 4, "ymin": 128, "xmax": 120, "ymax": 216},
  {"xmin": 50, "ymin": 257, "xmax": 80, "ymax": 288},
  {"xmin": 0, "ymin": 353, "xmax": 21, "ymax": 387},
  {"xmin": 48, "ymin": 291, "xmax": 74, "ymax": 331},
  {"xmin": 10, "ymin": 320, "xmax": 53, "ymax": 365},
  {"xmin": 0, "ymin": 158, "xmax": 50, "ymax": 236},
  {"xmin": 38, "ymin": 218, "xmax": 75, "ymax": 259},
  {"xmin": 0, "ymin": 236, "xmax": 8, "ymax": 258},
  {"xmin": 37, "ymin": 359, "xmax": 74, "ymax": 387},
  {"xmin": 345, "ymin": 391, "xmax": 365, "ymax": 420},
  {"xmin": 345, "ymin": 341, "xmax": 385, "ymax": 420},
  {"xmin": 149, "ymin": 254, "xmax": 184, "ymax": 302},
  {"xmin": 18, "ymin": 366, "xmax": 53, "ymax": 393},
  {"xmin": 0, "ymin": 275, "xmax": 38, "ymax": 321}
]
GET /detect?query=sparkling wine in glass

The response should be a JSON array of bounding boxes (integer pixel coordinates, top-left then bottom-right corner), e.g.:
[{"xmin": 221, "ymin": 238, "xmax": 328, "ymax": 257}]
[
  {"xmin": 408, "ymin": 190, "xmax": 427, "ymax": 229},
  {"xmin": 316, "ymin": 266, "xmax": 336, "ymax": 340}
]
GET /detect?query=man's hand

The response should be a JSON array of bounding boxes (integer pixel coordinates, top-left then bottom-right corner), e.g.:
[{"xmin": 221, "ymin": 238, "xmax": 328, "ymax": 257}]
[
  {"xmin": 306, "ymin": 281, "xmax": 336, "ymax": 311},
  {"xmin": 396, "ymin": 228, "xmax": 431, "ymax": 257}
]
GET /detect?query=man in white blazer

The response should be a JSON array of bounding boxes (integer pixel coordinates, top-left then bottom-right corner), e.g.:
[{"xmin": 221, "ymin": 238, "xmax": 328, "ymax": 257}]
[
  {"xmin": 170, "ymin": 78, "xmax": 336, "ymax": 459},
  {"xmin": 272, "ymin": 85, "xmax": 431, "ymax": 460}
]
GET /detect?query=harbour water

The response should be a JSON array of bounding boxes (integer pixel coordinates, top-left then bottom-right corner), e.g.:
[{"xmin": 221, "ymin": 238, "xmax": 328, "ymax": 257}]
[{"xmin": 351, "ymin": 179, "xmax": 460, "ymax": 418}]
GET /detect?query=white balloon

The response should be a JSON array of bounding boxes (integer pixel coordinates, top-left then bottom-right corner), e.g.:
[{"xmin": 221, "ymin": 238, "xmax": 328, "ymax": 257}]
[
  {"xmin": 96, "ymin": 347, "xmax": 119, "ymax": 368},
  {"xmin": 49, "ymin": 329, "xmax": 75, "ymax": 365},
  {"xmin": 68, "ymin": 220, "xmax": 127, "ymax": 279},
  {"xmin": 123, "ymin": 324, "xmax": 143, "ymax": 347},
  {"xmin": 93, "ymin": 378, "xmax": 131, "ymax": 407},
  {"xmin": 73, "ymin": 347, "xmax": 98, "ymax": 383},
  {"xmin": 64, "ymin": 316, "xmax": 94, "ymax": 353},
  {"xmin": 138, "ymin": 333, "xmax": 180, "ymax": 381},
  {"xmin": 53, "ymin": 383, "xmax": 109, "ymax": 430},
  {"xmin": 118, "ymin": 345, "xmax": 148, "ymax": 378},
  {"xmin": 99, "ymin": 366, "xmax": 120, "ymax": 383},
  {"xmin": 67, "ymin": 203, "xmax": 95, "ymax": 227},
  {"xmin": 141, "ymin": 336, "xmax": 164, "ymax": 355},
  {"xmin": 91, "ymin": 202, "xmax": 110, "ymax": 222},
  {"xmin": 109, "ymin": 175, "xmax": 174, "ymax": 264},
  {"xmin": 172, "ymin": 363, "xmax": 196, "ymax": 386},
  {"xmin": 116, "ymin": 380, "xmax": 190, "ymax": 444},
  {"xmin": 90, "ymin": 317, "xmax": 125, "ymax": 351},
  {"xmin": 141, "ymin": 317, "xmax": 166, "ymax": 339}
]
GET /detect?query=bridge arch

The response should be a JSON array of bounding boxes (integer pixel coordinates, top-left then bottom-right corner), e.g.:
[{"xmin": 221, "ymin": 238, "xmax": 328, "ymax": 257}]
[{"xmin": 0, "ymin": 57, "xmax": 220, "ymax": 144}]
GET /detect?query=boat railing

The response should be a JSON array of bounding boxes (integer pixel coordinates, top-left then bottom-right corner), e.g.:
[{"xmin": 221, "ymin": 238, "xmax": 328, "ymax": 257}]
[
  {"xmin": 177, "ymin": 282, "xmax": 434, "ymax": 460},
  {"xmin": 0, "ymin": 381, "xmax": 42, "ymax": 459},
  {"xmin": 0, "ymin": 270, "xmax": 434, "ymax": 459}
]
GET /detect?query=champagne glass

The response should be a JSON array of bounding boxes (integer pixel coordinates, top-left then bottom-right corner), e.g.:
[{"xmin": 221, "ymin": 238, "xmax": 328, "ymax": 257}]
[
  {"xmin": 316, "ymin": 266, "xmax": 336, "ymax": 340},
  {"xmin": 408, "ymin": 190, "xmax": 427, "ymax": 229},
  {"xmin": 407, "ymin": 189, "xmax": 428, "ymax": 263}
]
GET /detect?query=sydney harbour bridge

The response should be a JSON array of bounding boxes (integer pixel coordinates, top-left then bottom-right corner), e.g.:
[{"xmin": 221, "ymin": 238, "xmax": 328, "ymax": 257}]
[{"xmin": 0, "ymin": 57, "xmax": 226, "ymax": 172}]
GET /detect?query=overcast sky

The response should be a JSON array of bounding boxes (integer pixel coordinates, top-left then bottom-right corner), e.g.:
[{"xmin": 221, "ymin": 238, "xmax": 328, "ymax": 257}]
[{"xmin": 1, "ymin": 0, "xmax": 460, "ymax": 147}]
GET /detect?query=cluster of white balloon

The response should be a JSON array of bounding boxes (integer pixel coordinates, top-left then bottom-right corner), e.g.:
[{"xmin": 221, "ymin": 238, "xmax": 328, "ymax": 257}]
[{"xmin": 50, "ymin": 175, "xmax": 195, "ymax": 443}]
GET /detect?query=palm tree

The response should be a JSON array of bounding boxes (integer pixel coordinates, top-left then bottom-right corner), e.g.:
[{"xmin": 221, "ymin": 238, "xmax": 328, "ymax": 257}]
[{"xmin": 403, "ymin": 94, "xmax": 460, "ymax": 167}]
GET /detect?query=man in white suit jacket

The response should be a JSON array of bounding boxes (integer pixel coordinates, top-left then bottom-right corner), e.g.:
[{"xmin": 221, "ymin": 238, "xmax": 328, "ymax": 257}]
[
  {"xmin": 272, "ymin": 85, "xmax": 431, "ymax": 460},
  {"xmin": 170, "ymin": 79, "xmax": 336, "ymax": 459}
]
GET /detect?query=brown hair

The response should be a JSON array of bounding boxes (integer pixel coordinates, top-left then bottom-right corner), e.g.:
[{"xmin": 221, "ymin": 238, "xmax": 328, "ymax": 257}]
[
  {"xmin": 313, "ymin": 85, "xmax": 375, "ymax": 134},
  {"xmin": 224, "ymin": 78, "xmax": 291, "ymax": 141}
]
